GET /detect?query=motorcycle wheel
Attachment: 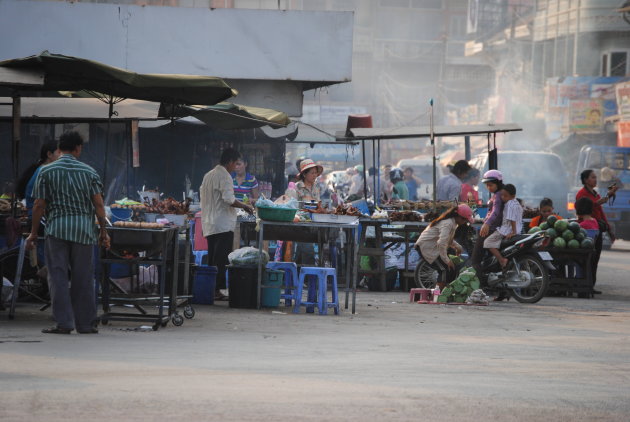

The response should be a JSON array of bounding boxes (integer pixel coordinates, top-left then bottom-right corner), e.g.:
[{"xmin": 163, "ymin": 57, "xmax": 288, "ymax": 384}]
[
  {"xmin": 510, "ymin": 254, "xmax": 549, "ymax": 303},
  {"xmin": 413, "ymin": 260, "xmax": 439, "ymax": 290}
]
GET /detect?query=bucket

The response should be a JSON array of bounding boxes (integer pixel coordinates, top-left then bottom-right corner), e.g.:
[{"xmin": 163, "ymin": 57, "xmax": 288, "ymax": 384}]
[
  {"xmin": 262, "ymin": 269, "xmax": 283, "ymax": 307},
  {"xmin": 110, "ymin": 207, "xmax": 133, "ymax": 222},
  {"xmin": 192, "ymin": 265, "xmax": 217, "ymax": 305},
  {"xmin": 227, "ymin": 265, "xmax": 258, "ymax": 309},
  {"xmin": 475, "ymin": 206, "xmax": 488, "ymax": 219}
]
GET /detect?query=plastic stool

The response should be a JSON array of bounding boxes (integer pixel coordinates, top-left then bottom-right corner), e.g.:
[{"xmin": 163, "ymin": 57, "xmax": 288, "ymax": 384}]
[
  {"xmin": 193, "ymin": 250, "xmax": 208, "ymax": 266},
  {"xmin": 294, "ymin": 267, "xmax": 339, "ymax": 315},
  {"xmin": 409, "ymin": 288, "xmax": 432, "ymax": 302},
  {"xmin": 266, "ymin": 262, "xmax": 299, "ymax": 306}
]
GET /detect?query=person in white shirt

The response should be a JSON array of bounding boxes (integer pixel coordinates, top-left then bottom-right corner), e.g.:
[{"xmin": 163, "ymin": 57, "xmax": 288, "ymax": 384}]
[
  {"xmin": 483, "ymin": 184, "xmax": 523, "ymax": 269},
  {"xmin": 200, "ymin": 148, "xmax": 254, "ymax": 300}
]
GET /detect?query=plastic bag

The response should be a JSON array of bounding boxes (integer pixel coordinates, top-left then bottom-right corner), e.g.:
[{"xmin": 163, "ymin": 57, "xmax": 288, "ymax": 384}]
[{"xmin": 228, "ymin": 247, "xmax": 269, "ymax": 267}]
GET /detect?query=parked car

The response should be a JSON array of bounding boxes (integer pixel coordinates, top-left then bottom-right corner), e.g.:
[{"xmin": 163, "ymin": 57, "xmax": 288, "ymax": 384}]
[
  {"xmin": 469, "ymin": 150, "xmax": 570, "ymax": 217},
  {"xmin": 568, "ymin": 145, "xmax": 630, "ymax": 241},
  {"xmin": 396, "ymin": 156, "xmax": 445, "ymax": 200}
]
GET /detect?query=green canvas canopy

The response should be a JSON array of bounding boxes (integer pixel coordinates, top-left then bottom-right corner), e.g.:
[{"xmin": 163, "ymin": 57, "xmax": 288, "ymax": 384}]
[
  {"xmin": 0, "ymin": 51, "xmax": 235, "ymax": 105},
  {"xmin": 160, "ymin": 103, "xmax": 291, "ymax": 129}
]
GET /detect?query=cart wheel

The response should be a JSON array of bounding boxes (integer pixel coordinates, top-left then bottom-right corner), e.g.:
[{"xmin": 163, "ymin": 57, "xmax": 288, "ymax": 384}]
[
  {"xmin": 172, "ymin": 313, "xmax": 184, "ymax": 326},
  {"xmin": 184, "ymin": 306, "xmax": 195, "ymax": 319}
]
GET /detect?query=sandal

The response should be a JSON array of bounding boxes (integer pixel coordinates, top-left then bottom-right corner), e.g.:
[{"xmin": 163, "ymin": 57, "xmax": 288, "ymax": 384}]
[{"xmin": 42, "ymin": 326, "xmax": 73, "ymax": 334}]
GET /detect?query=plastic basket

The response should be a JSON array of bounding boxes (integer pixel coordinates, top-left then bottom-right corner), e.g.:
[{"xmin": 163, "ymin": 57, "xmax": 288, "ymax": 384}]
[{"xmin": 256, "ymin": 206, "xmax": 297, "ymax": 222}]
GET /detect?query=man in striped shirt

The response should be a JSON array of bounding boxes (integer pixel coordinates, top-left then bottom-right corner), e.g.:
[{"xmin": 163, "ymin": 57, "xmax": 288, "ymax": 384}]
[{"xmin": 26, "ymin": 131, "xmax": 110, "ymax": 335}]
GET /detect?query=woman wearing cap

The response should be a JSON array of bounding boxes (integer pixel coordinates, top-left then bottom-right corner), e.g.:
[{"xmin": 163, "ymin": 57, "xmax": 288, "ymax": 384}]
[
  {"xmin": 414, "ymin": 204, "xmax": 474, "ymax": 288},
  {"xmin": 390, "ymin": 167, "xmax": 409, "ymax": 200},
  {"xmin": 471, "ymin": 169, "xmax": 505, "ymax": 275},
  {"xmin": 294, "ymin": 159, "xmax": 324, "ymax": 264}
]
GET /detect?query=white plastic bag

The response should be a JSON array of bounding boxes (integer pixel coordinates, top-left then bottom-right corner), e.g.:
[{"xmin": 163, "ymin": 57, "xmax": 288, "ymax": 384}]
[{"xmin": 228, "ymin": 247, "xmax": 269, "ymax": 267}]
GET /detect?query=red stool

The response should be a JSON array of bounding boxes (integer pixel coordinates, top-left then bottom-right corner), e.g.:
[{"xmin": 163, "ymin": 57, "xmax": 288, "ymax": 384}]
[{"xmin": 409, "ymin": 288, "xmax": 432, "ymax": 303}]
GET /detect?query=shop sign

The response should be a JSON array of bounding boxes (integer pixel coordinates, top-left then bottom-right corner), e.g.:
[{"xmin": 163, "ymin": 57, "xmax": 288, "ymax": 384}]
[
  {"xmin": 616, "ymin": 81, "xmax": 630, "ymax": 121},
  {"xmin": 569, "ymin": 99, "xmax": 603, "ymax": 132},
  {"xmin": 618, "ymin": 121, "xmax": 630, "ymax": 148}
]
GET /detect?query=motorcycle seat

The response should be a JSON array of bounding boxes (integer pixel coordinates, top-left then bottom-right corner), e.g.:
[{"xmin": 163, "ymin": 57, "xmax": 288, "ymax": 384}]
[{"xmin": 500, "ymin": 234, "xmax": 530, "ymax": 248}]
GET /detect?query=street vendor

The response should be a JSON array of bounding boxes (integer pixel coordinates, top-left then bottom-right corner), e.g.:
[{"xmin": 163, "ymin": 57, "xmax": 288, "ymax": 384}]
[
  {"xmin": 575, "ymin": 169, "xmax": 619, "ymax": 292},
  {"xmin": 17, "ymin": 140, "xmax": 61, "ymax": 219},
  {"xmin": 528, "ymin": 198, "xmax": 562, "ymax": 229},
  {"xmin": 415, "ymin": 204, "xmax": 474, "ymax": 289},
  {"xmin": 293, "ymin": 159, "xmax": 323, "ymax": 265},
  {"xmin": 471, "ymin": 170, "xmax": 505, "ymax": 275},
  {"xmin": 390, "ymin": 167, "xmax": 409, "ymax": 200},
  {"xmin": 231, "ymin": 157, "xmax": 259, "ymax": 203},
  {"xmin": 200, "ymin": 148, "xmax": 254, "ymax": 301}
]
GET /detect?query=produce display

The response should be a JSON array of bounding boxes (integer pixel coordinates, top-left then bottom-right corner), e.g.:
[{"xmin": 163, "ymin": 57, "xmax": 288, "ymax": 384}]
[
  {"xmin": 143, "ymin": 197, "xmax": 190, "ymax": 215},
  {"xmin": 389, "ymin": 210, "xmax": 423, "ymax": 222},
  {"xmin": 437, "ymin": 267, "xmax": 480, "ymax": 303},
  {"xmin": 113, "ymin": 221, "xmax": 165, "ymax": 229},
  {"xmin": 333, "ymin": 204, "xmax": 363, "ymax": 216},
  {"xmin": 397, "ymin": 200, "xmax": 458, "ymax": 211},
  {"xmin": 527, "ymin": 217, "xmax": 594, "ymax": 249},
  {"xmin": 0, "ymin": 199, "xmax": 24, "ymax": 213}
]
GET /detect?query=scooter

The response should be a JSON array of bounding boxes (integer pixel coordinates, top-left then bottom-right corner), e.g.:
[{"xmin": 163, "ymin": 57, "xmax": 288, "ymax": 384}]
[{"xmin": 477, "ymin": 231, "xmax": 554, "ymax": 303}]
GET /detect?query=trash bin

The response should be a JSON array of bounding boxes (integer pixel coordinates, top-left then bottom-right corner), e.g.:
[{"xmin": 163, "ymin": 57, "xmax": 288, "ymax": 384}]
[
  {"xmin": 262, "ymin": 269, "xmax": 284, "ymax": 307},
  {"xmin": 227, "ymin": 265, "xmax": 258, "ymax": 309},
  {"xmin": 192, "ymin": 265, "xmax": 217, "ymax": 305}
]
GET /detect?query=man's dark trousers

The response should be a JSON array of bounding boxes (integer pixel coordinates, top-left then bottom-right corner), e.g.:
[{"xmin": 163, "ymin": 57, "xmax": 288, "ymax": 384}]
[{"xmin": 206, "ymin": 231, "xmax": 234, "ymax": 292}]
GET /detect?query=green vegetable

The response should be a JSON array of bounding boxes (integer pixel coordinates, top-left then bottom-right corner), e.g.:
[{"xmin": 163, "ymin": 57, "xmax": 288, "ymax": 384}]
[
  {"xmin": 437, "ymin": 295, "xmax": 448, "ymax": 303},
  {"xmin": 442, "ymin": 287, "xmax": 453, "ymax": 297},
  {"xmin": 546, "ymin": 215, "xmax": 558, "ymax": 227},
  {"xmin": 539, "ymin": 222, "xmax": 549, "ymax": 230},
  {"xmin": 528, "ymin": 226, "xmax": 541, "ymax": 234},
  {"xmin": 546, "ymin": 228, "xmax": 557, "ymax": 239},
  {"xmin": 568, "ymin": 221, "xmax": 581, "ymax": 234},
  {"xmin": 470, "ymin": 280, "xmax": 480, "ymax": 290},
  {"xmin": 554, "ymin": 219, "xmax": 568, "ymax": 233},
  {"xmin": 553, "ymin": 237, "xmax": 567, "ymax": 249},
  {"xmin": 567, "ymin": 239, "xmax": 580, "ymax": 249},
  {"xmin": 562, "ymin": 230, "xmax": 575, "ymax": 241},
  {"xmin": 581, "ymin": 238, "xmax": 594, "ymax": 249}
]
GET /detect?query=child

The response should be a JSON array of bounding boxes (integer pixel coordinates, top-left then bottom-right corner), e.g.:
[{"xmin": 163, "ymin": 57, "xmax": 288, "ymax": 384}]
[
  {"xmin": 483, "ymin": 184, "xmax": 523, "ymax": 268},
  {"xmin": 529, "ymin": 197, "xmax": 562, "ymax": 229},
  {"xmin": 575, "ymin": 197, "xmax": 599, "ymax": 231}
]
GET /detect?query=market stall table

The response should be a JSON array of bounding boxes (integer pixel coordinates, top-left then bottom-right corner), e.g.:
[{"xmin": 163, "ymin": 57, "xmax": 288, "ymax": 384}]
[{"xmin": 255, "ymin": 220, "xmax": 359, "ymax": 313}]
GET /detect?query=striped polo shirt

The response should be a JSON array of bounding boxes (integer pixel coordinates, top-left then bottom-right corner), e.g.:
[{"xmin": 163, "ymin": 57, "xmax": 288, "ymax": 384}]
[
  {"xmin": 231, "ymin": 172, "xmax": 258, "ymax": 201},
  {"xmin": 32, "ymin": 154, "xmax": 103, "ymax": 245}
]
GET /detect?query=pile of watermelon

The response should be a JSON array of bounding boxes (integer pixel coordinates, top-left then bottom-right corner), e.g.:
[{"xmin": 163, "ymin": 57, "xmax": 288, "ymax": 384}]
[
  {"xmin": 527, "ymin": 215, "xmax": 594, "ymax": 249},
  {"xmin": 437, "ymin": 267, "xmax": 480, "ymax": 303}
]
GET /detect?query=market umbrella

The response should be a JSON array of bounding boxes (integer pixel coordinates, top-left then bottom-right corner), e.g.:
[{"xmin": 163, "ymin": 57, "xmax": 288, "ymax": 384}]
[
  {"xmin": 0, "ymin": 50, "xmax": 235, "ymax": 189},
  {"xmin": 159, "ymin": 102, "xmax": 291, "ymax": 130}
]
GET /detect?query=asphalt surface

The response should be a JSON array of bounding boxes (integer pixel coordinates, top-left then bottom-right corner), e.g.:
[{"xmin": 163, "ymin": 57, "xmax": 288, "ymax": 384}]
[{"xmin": 1, "ymin": 242, "xmax": 629, "ymax": 421}]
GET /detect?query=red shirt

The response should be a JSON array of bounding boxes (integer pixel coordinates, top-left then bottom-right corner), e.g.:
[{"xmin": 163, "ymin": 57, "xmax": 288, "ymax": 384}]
[
  {"xmin": 578, "ymin": 219, "xmax": 599, "ymax": 230},
  {"xmin": 576, "ymin": 187, "xmax": 608, "ymax": 225},
  {"xmin": 459, "ymin": 183, "xmax": 479, "ymax": 203}
]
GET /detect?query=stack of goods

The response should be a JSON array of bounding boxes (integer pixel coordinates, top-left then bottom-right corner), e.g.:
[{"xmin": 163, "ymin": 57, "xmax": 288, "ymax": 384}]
[
  {"xmin": 527, "ymin": 216, "xmax": 594, "ymax": 249},
  {"xmin": 113, "ymin": 221, "xmax": 165, "ymax": 229},
  {"xmin": 389, "ymin": 210, "xmax": 423, "ymax": 222},
  {"xmin": 333, "ymin": 204, "xmax": 363, "ymax": 216},
  {"xmin": 111, "ymin": 199, "xmax": 145, "ymax": 210},
  {"xmin": 397, "ymin": 200, "xmax": 458, "ymax": 212},
  {"xmin": 423, "ymin": 211, "xmax": 440, "ymax": 223},
  {"xmin": 436, "ymin": 267, "xmax": 480, "ymax": 303},
  {"xmin": 143, "ymin": 197, "xmax": 190, "ymax": 215}
]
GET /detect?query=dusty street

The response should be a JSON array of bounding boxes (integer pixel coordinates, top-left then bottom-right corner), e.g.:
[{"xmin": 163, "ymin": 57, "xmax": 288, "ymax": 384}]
[{"xmin": 1, "ymin": 243, "xmax": 629, "ymax": 422}]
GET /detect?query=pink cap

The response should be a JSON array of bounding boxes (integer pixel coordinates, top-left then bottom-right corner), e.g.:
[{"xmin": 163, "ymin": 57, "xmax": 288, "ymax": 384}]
[{"xmin": 457, "ymin": 204, "xmax": 474, "ymax": 224}]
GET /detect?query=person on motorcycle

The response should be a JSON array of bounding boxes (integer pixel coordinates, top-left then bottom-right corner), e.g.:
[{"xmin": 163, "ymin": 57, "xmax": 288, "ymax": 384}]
[
  {"xmin": 483, "ymin": 184, "xmax": 523, "ymax": 269},
  {"xmin": 471, "ymin": 170, "xmax": 505, "ymax": 275},
  {"xmin": 414, "ymin": 204, "xmax": 474, "ymax": 289}
]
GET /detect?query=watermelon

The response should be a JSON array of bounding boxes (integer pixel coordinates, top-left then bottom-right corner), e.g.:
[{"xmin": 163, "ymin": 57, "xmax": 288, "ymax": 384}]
[
  {"xmin": 554, "ymin": 219, "xmax": 568, "ymax": 233},
  {"xmin": 568, "ymin": 239, "xmax": 580, "ymax": 249},
  {"xmin": 546, "ymin": 228, "xmax": 558, "ymax": 239},
  {"xmin": 581, "ymin": 238, "xmax": 594, "ymax": 249},
  {"xmin": 528, "ymin": 226, "xmax": 542, "ymax": 234},
  {"xmin": 547, "ymin": 215, "xmax": 558, "ymax": 227},
  {"xmin": 568, "ymin": 221, "xmax": 581, "ymax": 234},
  {"xmin": 562, "ymin": 230, "xmax": 575, "ymax": 241},
  {"xmin": 553, "ymin": 237, "xmax": 567, "ymax": 248},
  {"xmin": 575, "ymin": 232, "xmax": 585, "ymax": 242},
  {"xmin": 539, "ymin": 222, "xmax": 549, "ymax": 230},
  {"xmin": 580, "ymin": 228, "xmax": 587, "ymax": 237}
]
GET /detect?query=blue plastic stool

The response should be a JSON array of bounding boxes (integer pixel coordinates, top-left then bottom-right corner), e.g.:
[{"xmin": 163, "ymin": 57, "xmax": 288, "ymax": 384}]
[
  {"xmin": 266, "ymin": 262, "xmax": 299, "ymax": 306},
  {"xmin": 293, "ymin": 267, "xmax": 339, "ymax": 315}
]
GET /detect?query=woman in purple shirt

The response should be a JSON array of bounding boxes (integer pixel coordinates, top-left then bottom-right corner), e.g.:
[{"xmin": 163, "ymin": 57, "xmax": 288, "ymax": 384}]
[{"xmin": 471, "ymin": 170, "xmax": 505, "ymax": 275}]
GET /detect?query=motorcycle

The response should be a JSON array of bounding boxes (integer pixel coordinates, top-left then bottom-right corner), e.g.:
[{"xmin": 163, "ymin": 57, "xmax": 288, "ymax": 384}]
[{"xmin": 414, "ymin": 231, "xmax": 554, "ymax": 303}]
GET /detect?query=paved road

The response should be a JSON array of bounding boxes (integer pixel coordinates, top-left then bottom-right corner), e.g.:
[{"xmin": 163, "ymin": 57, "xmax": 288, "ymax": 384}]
[{"xmin": 1, "ymin": 243, "xmax": 629, "ymax": 421}]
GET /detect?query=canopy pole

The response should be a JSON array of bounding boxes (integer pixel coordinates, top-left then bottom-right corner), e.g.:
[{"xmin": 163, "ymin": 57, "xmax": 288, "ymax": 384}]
[
  {"xmin": 103, "ymin": 96, "xmax": 113, "ymax": 192},
  {"xmin": 372, "ymin": 138, "xmax": 376, "ymax": 204},
  {"xmin": 377, "ymin": 138, "xmax": 381, "ymax": 205},
  {"xmin": 465, "ymin": 135, "xmax": 471, "ymax": 161},
  {"xmin": 362, "ymin": 139, "xmax": 368, "ymax": 200},
  {"xmin": 11, "ymin": 93, "xmax": 21, "ymax": 217},
  {"xmin": 430, "ymin": 99, "xmax": 436, "ymax": 208}
]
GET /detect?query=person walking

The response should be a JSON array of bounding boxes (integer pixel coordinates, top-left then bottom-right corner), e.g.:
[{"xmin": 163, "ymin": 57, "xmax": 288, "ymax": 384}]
[
  {"xmin": 26, "ymin": 131, "xmax": 110, "ymax": 334},
  {"xmin": 436, "ymin": 160, "xmax": 471, "ymax": 201},
  {"xmin": 200, "ymin": 148, "xmax": 254, "ymax": 300}
]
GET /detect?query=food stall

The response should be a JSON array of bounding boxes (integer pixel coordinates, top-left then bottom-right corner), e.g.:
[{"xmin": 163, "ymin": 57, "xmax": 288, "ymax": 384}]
[{"xmin": 99, "ymin": 197, "xmax": 194, "ymax": 330}]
